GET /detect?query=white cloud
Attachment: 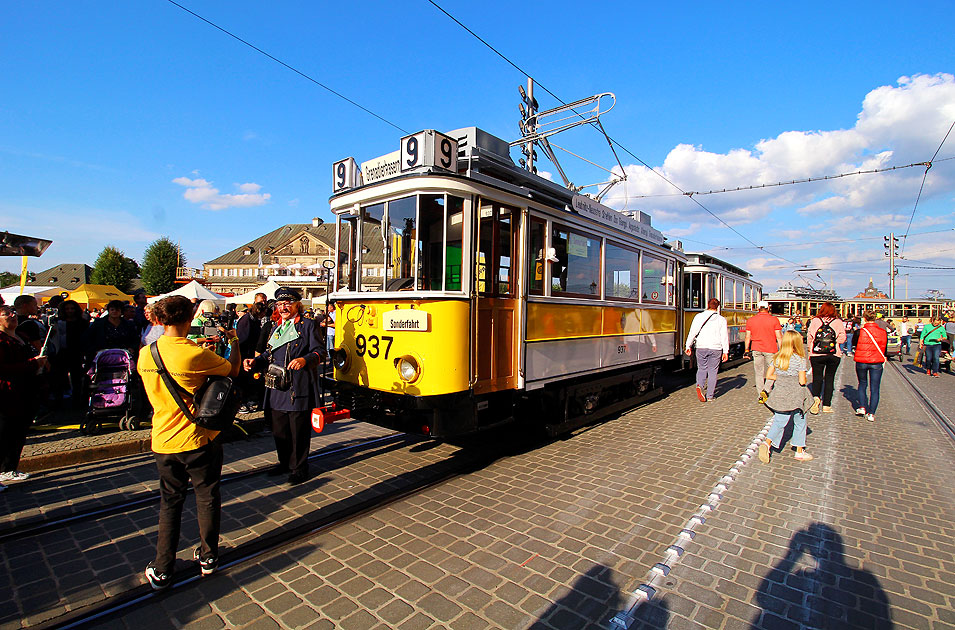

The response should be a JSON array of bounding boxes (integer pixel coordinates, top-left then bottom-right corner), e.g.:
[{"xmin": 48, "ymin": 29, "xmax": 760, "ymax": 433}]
[
  {"xmin": 605, "ymin": 73, "xmax": 955, "ymax": 226},
  {"xmin": 172, "ymin": 176, "xmax": 271, "ymax": 211}
]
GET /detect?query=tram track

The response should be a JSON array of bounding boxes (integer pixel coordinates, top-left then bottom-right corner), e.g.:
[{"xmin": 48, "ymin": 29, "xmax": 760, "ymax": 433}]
[
  {"xmin": 38, "ymin": 429, "xmax": 534, "ymax": 630},
  {"xmin": 0, "ymin": 433, "xmax": 408, "ymax": 545},
  {"xmin": 889, "ymin": 360, "xmax": 955, "ymax": 443}
]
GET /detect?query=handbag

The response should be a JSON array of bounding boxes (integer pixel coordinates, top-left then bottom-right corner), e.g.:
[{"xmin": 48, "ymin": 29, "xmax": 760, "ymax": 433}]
[
  {"xmin": 264, "ymin": 363, "xmax": 291, "ymax": 390},
  {"xmin": 149, "ymin": 342, "xmax": 242, "ymax": 432},
  {"xmin": 688, "ymin": 312, "xmax": 717, "ymax": 349}
]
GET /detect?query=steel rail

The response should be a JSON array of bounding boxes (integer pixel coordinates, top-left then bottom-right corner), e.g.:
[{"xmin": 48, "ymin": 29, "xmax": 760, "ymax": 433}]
[
  {"xmin": 889, "ymin": 361, "xmax": 955, "ymax": 443},
  {"xmin": 44, "ymin": 441, "xmax": 506, "ymax": 630},
  {"xmin": 0, "ymin": 433, "xmax": 406, "ymax": 545}
]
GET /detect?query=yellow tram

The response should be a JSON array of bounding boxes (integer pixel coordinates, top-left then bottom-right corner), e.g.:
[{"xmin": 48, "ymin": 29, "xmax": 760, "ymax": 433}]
[{"xmin": 325, "ymin": 127, "xmax": 686, "ymax": 438}]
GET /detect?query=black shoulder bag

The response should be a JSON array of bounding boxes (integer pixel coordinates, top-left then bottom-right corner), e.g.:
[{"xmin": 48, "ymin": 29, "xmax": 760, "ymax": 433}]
[{"xmin": 149, "ymin": 341, "xmax": 242, "ymax": 432}]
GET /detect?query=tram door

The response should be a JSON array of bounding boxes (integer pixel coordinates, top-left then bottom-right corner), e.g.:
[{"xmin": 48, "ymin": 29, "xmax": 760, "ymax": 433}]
[{"xmin": 473, "ymin": 200, "xmax": 520, "ymax": 394}]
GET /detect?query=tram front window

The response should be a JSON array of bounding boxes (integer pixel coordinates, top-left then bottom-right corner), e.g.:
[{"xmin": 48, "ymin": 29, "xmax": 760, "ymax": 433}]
[{"xmin": 341, "ymin": 193, "xmax": 466, "ymax": 293}]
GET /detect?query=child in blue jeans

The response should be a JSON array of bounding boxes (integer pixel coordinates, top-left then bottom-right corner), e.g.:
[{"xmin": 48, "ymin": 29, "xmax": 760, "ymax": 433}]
[{"xmin": 759, "ymin": 330, "xmax": 814, "ymax": 463}]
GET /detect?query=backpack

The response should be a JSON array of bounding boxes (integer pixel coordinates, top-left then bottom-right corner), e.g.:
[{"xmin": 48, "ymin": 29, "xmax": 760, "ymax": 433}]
[
  {"xmin": 812, "ymin": 318, "xmax": 838, "ymax": 355},
  {"xmin": 149, "ymin": 342, "xmax": 242, "ymax": 432}
]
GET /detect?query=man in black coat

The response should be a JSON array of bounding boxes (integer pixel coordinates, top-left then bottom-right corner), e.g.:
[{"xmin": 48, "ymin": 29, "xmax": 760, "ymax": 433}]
[{"xmin": 242, "ymin": 287, "xmax": 323, "ymax": 485}]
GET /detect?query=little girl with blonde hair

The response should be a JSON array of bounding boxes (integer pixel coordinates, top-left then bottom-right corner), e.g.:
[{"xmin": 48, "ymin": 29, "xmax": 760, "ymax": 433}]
[{"xmin": 759, "ymin": 330, "xmax": 814, "ymax": 463}]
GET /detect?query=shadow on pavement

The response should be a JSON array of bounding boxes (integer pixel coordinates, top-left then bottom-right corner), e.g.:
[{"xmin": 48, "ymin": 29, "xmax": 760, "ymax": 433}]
[
  {"xmin": 751, "ymin": 522, "xmax": 892, "ymax": 629},
  {"xmin": 528, "ymin": 564, "xmax": 629, "ymax": 629}
]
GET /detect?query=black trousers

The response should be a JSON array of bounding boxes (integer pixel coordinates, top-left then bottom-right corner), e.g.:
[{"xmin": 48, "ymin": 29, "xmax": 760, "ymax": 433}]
[
  {"xmin": 270, "ymin": 409, "xmax": 311, "ymax": 476},
  {"xmin": 153, "ymin": 441, "xmax": 223, "ymax": 574},
  {"xmin": 0, "ymin": 407, "xmax": 30, "ymax": 473},
  {"xmin": 809, "ymin": 355, "xmax": 841, "ymax": 406}
]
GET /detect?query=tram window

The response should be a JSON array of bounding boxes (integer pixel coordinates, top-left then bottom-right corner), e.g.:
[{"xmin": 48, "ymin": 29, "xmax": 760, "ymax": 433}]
[
  {"xmin": 684, "ymin": 272, "xmax": 703, "ymax": 309},
  {"xmin": 605, "ymin": 242, "xmax": 640, "ymax": 301},
  {"xmin": 337, "ymin": 216, "xmax": 357, "ymax": 291},
  {"xmin": 642, "ymin": 254, "xmax": 666, "ymax": 304},
  {"xmin": 417, "ymin": 194, "xmax": 445, "ymax": 291},
  {"xmin": 445, "ymin": 196, "xmax": 464, "ymax": 291},
  {"xmin": 478, "ymin": 201, "xmax": 517, "ymax": 297},
  {"xmin": 707, "ymin": 274, "xmax": 718, "ymax": 304},
  {"xmin": 735, "ymin": 281, "xmax": 743, "ymax": 309},
  {"xmin": 667, "ymin": 260, "xmax": 675, "ymax": 306},
  {"xmin": 384, "ymin": 196, "xmax": 416, "ymax": 291},
  {"xmin": 358, "ymin": 203, "xmax": 385, "ymax": 291},
  {"xmin": 551, "ymin": 224, "xmax": 600, "ymax": 296},
  {"xmin": 527, "ymin": 217, "xmax": 546, "ymax": 296}
]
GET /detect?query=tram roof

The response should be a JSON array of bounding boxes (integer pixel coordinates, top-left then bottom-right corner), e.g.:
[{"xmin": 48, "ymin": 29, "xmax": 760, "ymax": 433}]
[
  {"xmin": 684, "ymin": 253, "xmax": 751, "ymax": 279},
  {"xmin": 330, "ymin": 127, "xmax": 675, "ymax": 252}
]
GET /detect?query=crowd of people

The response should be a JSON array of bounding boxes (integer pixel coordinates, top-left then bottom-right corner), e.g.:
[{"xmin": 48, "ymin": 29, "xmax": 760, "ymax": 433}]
[
  {"xmin": 685, "ymin": 300, "xmax": 954, "ymax": 465},
  {"xmin": 0, "ymin": 289, "xmax": 336, "ymax": 496}
]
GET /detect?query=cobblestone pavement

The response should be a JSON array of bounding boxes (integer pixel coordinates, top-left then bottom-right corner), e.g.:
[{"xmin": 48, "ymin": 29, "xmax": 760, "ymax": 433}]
[
  {"xmin": 893, "ymin": 353, "xmax": 955, "ymax": 422},
  {"xmin": 86, "ymin": 365, "xmax": 785, "ymax": 630},
  {"xmin": 0, "ymin": 419, "xmax": 402, "ymax": 628},
  {"xmin": 631, "ymin": 358, "xmax": 955, "ymax": 630},
  {"xmin": 5, "ymin": 360, "xmax": 953, "ymax": 629}
]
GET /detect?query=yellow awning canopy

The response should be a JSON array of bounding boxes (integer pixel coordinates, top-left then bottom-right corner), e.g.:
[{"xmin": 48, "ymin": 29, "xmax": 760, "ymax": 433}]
[{"xmin": 68, "ymin": 284, "xmax": 134, "ymax": 309}]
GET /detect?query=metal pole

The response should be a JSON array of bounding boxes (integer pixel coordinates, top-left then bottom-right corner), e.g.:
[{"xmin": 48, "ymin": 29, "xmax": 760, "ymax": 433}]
[
  {"xmin": 525, "ymin": 77, "xmax": 535, "ymax": 173},
  {"xmin": 889, "ymin": 232, "xmax": 896, "ymax": 300}
]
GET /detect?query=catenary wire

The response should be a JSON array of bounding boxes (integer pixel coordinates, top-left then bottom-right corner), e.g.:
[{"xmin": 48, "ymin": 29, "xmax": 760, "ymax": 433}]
[
  {"xmin": 900, "ymin": 120, "xmax": 955, "ymax": 256},
  {"xmin": 425, "ymin": 0, "xmax": 806, "ymax": 268},
  {"xmin": 164, "ymin": 0, "xmax": 409, "ymax": 134},
  {"xmin": 621, "ymin": 159, "xmax": 952, "ymax": 199}
]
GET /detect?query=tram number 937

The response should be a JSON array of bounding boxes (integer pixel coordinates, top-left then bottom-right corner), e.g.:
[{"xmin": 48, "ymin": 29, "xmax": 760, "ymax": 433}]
[{"xmin": 355, "ymin": 334, "xmax": 394, "ymax": 359}]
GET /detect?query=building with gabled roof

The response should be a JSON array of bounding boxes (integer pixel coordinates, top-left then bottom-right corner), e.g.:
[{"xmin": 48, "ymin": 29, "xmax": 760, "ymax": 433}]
[{"xmin": 202, "ymin": 220, "xmax": 384, "ymax": 299}]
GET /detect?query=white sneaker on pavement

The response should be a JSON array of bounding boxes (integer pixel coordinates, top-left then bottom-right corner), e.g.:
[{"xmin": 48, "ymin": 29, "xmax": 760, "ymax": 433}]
[{"xmin": 0, "ymin": 471, "xmax": 30, "ymax": 482}]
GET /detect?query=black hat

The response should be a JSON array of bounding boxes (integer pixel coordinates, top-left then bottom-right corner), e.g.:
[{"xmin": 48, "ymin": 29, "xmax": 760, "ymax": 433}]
[{"xmin": 274, "ymin": 287, "xmax": 301, "ymax": 302}]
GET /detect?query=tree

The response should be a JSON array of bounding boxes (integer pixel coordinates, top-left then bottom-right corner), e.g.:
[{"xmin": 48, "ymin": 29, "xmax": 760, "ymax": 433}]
[
  {"xmin": 91, "ymin": 246, "xmax": 139, "ymax": 293},
  {"xmin": 140, "ymin": 237, "xmax": 184, "ymax": 295},
  {"xmin": 0, "ymin": 271, "xmax": 18, "ymax": 289}
]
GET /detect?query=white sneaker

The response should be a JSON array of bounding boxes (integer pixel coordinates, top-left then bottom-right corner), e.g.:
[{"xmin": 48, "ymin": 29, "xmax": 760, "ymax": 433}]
[
  {"xmin": 0, "ymin": 471, "xmax": 30, "ymax": 482},
  {"xmin": 854, "ymin": 408, "xmax": 866, "ymax": 417},
  {"xmin": 865, "ymin": 414, "xmax": 875, "ymax": 423}
]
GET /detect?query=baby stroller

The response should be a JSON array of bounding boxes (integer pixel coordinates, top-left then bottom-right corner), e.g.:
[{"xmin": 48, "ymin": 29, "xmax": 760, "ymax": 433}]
[{"xmin": 81, "ymin": 348, "xmax": 141, "ymax": 434}]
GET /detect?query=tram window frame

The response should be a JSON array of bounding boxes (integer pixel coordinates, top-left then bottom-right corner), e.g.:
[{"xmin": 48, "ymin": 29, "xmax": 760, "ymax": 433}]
[
  {"xmin": 707, "ymin": 274, "xmax": 718, "ymax": 305},
  {"xmin": 641, "ymin": 252, "xmax": 667, "ymax": 304},
  {"xmin": 684, "ymin": 272, "xmax": 704, "ymax": 309},
  {"xmin": 477, "ymin": 201, "xmax": 518, "ymax": 297},
  {"xmin": 551, "ymin": 223, "xmax": 601, "ymax": 298},
  {"xmin": 527, "ymin": 216, "xmax": 546, "ymax": 296},
  {"xmin": 339, "ymin": 192, "xmax": 468, "ymax": 294},
  {"xmin": 604, "ymin": 241, "xmax": 641, "ymax": 302}
]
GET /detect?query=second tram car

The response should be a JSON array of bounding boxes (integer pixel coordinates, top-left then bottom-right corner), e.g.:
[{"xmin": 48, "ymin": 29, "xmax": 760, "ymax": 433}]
[
  {"xmin": 682, "ymin": 254, "xmax": 761, "ymax": 359},
  {"xmin": 324, "ymin": 127, "xmax": 688, "ymax": 438}
]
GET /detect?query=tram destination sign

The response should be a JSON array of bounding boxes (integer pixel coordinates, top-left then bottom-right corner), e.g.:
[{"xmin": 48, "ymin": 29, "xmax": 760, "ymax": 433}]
[
  {"xmin": 361, "ymin": 151, "xmax": 401, "ymax": 185},
  {"xmin": 570, "ymin": 195, "xmax": 665, "ymax": 245},
  {"xmin": 337, "ymin": 130, "xmax": 460, "ymax": 192}
]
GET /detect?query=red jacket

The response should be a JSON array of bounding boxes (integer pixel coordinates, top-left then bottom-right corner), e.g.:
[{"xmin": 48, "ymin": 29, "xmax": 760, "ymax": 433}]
[{"xmin": 854, "ymin": 323, "xmax": 887, "ymax": 364}]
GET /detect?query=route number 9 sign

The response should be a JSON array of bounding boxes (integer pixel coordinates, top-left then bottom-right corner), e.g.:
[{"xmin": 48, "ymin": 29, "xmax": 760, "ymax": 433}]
[
  {"xmin": 400, "ymin": 130, "xmax": 458, "ymax": 174},
  {"xmin": 332, "ymin": 157, "xmax": 358, "ymax": 193}
]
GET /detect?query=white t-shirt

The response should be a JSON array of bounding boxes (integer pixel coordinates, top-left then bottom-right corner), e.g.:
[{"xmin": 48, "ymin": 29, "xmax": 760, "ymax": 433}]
[{"xmin": 896, "ymin": 321, "xmax": 910, "ymax": 336}]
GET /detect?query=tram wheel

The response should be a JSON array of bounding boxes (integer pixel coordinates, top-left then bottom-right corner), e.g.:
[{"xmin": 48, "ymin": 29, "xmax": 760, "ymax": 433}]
[{"xmin": 127, "ymin": 416, "xmax": 140, "ymax": 431}]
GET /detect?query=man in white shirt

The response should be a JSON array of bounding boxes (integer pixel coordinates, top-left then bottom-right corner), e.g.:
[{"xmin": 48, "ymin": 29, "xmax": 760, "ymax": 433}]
[
  {"xmin": 684, "ymin": 298, "xmax": 730, "ymax": 402},
  {"xmin": 897, "ymin": 317, "xmax": 911, "ymax": 356}
]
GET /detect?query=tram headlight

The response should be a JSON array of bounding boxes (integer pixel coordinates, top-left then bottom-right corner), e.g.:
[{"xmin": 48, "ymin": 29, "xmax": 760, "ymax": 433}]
[
  {"xmin": 394, "ymin": 354, "xmax": 421, "ymax": 384},
  {"xmin": 331, "ymin": 347, "xmax": 349, "ymax": 371}
]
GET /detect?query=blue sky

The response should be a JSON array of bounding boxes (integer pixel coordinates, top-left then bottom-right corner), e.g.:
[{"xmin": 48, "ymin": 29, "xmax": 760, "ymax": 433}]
[{"xmin": 2, "ymin": 1, "xmax": 954, "ymax": 298}]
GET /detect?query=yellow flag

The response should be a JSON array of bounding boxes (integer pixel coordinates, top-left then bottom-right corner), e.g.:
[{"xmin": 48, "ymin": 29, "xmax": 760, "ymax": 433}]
[{"xmin": 19, "ymin": 256, "xmax": 28, "ymax": 294}]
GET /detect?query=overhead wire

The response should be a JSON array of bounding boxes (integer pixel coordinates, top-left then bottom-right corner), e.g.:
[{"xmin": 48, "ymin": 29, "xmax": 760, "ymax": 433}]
[
  {"xmin": 623, "ymin": 159, "xmax": 951, "ymax": 199},
  {"xmin": 164, "ymin": 0, "xmax": 409, "ymax": 134},
  {"xmin": 899, "ymin": 120, "xmax": 955, "ymax": 256},
  {"xmin": 425, "ymin": 0, "xmax": 806, "ymax": 268}
]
